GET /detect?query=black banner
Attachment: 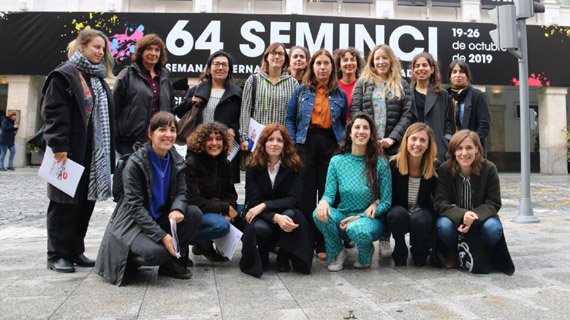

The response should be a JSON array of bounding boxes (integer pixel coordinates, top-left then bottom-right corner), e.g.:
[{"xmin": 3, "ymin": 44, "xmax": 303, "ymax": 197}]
[{"xmin": 0, "ymin": 12, "xmax": 567, "ymax": 87}]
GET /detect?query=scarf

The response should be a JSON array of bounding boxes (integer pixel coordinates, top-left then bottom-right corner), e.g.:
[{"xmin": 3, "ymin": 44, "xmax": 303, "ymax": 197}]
[
  {"xmin": 447, "ymin": 85, "xmax": 469, "ymax": 132},
  {"xmin": 70, "ymin": 49, "xmax": 112, "ymax": 201}
]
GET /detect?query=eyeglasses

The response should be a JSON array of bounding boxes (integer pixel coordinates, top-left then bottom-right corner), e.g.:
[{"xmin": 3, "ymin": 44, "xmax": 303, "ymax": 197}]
[
  {"xmin": 268, "ymin": 51, "xmax": 285, "ymax": 57},
  {"xmin": 212, "ymin": 62, "xmax": 229, "ymax": 69}
]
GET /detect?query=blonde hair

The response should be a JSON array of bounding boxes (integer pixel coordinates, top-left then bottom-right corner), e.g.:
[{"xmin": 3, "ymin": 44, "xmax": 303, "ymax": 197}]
[
  {"xmin": 360, "ymin": 44, "xmax": 404, "ymax": 100},
  {"xmin": 390, "ymin": 123, "xmax": 438, "ymax": 179}
]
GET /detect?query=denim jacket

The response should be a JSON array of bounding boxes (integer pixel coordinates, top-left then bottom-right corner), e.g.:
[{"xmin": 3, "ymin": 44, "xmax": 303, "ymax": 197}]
[{"xmin": 285, "ymin": 84, "xmax": 348, "ymax": 144}]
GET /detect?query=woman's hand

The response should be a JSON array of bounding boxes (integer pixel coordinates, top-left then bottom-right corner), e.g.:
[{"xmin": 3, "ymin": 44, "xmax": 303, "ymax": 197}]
[
  {"xmin": 161, "ymin": 234, "xmax": 179, "ymax": 257},
  {"xmin": 240, "ymin": 141, "xmax": 249, "ymax": 151},
  {"xmin": 227, "ymin": 128, "xmax": 236, "ymax": 141},
  {"xmin": 226, "ymin": 205, "xmax": 238, "ymax": 223},
  {"xmin": 274, "ymin": 214, "xmax": 299, "ymax": 232},
  {"xmin": 458, "ymin": 211, "xmax": 479, "ymax": 233},
  {"xmin": 365, "ymin": 202, "xmax": 378, "ymax": 219},
  {"xmin": 379, "ymin": 138, "xmax": 395, "ymax": 150},
  {"xmin": 245, "ymin": 203, "xmax": 266, "ymax": 224},
  {"xmin": 191, "ymin": 96, "xmax": 204, "ymax": 104},
  {"xmin": 168, "ymin": 210, "xmax": 184, "ymax": 224},
  {"xmin": 54, "ymin": 152, "xmax": 68, "ymax": 166},
  {"xmin": 315, "ymin": 200, "xmax": 331, "ymax": 222},
  {"xmin": 339, "ymin": 216, "xmax": 360, "ymax": 231}
]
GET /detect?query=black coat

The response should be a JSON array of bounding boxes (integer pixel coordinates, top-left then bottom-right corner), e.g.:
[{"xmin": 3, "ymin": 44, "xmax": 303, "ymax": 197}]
[
  {"xmin": 113, "ymin": 62, "xmax": 175, "ymax": 143},
  {"xmin": 41, "ymin": 61, "xmax": 116, "ymax": 204},
  {"xmin": 185, "ymin": 152, "xmax": 238, "ymax": 215},
  {"xmin": 448, "ymin": 85, "xmax": 490, "ymax": 155},
  {"xmin": 389, "ymin": 160, "xmax": 437, "ymax": 215},
  {"xmin": 95, "ymin": 146, "xmax": 188, "ymax": 286},
  {"xmin": 0, "ymin": 117, "xmax": 17, "ymax": 146},
  {"xmin": 175, "ymin": 82, "xmax": 242, "ymax": 138},
  {"xmin": 410, "ymin": 84, "xmax": 454, "ymax": 162},
  {"xmin": 240, "ymin": 164, "xmax": 313, "ymax": 277}
]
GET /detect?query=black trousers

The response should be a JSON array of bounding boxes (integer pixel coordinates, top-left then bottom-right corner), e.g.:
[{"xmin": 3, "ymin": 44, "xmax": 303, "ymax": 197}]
[
  {"xmin": 253, "ymin": 209, "xmax": 295, "ymax": 252},
  {"xmin": 129, "ymin": 204, "xmax": 202, "ymax": 267},
  {"xmin": 296, "ymin": 128, "xmax": 338, "ymax": 253},
  {"xmin": 386, "ymin": 206, "xmax": 434, "ymax": 264},
  {"xmin": 47, "ymin": 198, "xmax": 96, "ymax": 261}
]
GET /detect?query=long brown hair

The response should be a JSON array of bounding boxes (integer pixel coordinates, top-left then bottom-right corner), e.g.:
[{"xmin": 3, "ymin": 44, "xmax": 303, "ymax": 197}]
[
  {"xmin": 186, "ymin": 122, "xmax": 231, "ymax": 158},
  {"xmin": 250, "ymin": 124, "xmax": 302, "ymax": 171},
  {"xmin": 260, "ymin": 42, "xmax": 289, "ymax": 74},
  {"xmin": 410, "ymin": 52, "xmax": 442, "ymax": 93},
  {"xmin": 336, "ymin": 112, "xmax": 381, "ymax": 198},
  {"xmin": 390, "ymin": 122, "xmax": 438, "ymax": 179},
  {"xmin": 446, "ymin": 130, "xmax": 484, "ymax": 177},
  {"xmin": 302, "ymin": 49, "xmax": 339, "ymax": 95},
  {"xmin": 360, "ymin": 44, "xmax": 404, "ymax": 99}
]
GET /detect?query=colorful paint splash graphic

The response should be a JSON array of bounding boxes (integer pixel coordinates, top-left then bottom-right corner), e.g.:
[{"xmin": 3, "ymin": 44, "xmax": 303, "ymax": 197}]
[
  {"xmin": 540, "ymin": 25, "xmax": 570, "ymax": 42},
  {"xmin": 109, "ymin": 24, "xmax": 145, "ymax": 62},
  {"xmin": 511, "ymin": 73, "xmax": 550, "ymax": 87},
  {"xmin": 58, "ymin": 13, "xmax": 146, "ymax": 64}
]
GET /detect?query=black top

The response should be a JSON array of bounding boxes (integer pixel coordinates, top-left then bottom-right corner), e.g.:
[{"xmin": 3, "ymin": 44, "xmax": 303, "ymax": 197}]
[{"xmin": 414, "ymin": 90, "xmax": 426, "ymax": 123}]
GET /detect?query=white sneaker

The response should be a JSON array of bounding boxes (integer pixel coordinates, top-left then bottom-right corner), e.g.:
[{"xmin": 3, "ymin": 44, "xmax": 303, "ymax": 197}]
[
  {"xmin": 328, "ymin": 249, "xmax": 347, "ymax": 272},
  {"xmin": 379, "ymin": 240, "xmax": 393, "ymax": 258},
  {"xmin": 353, "ymin": 245, "xmax": 374, "ymax": 269}
]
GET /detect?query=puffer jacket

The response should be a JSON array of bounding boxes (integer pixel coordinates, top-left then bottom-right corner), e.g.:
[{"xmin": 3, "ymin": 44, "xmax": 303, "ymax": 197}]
[
  {"xmin": 113, "ymin": 62, "xmax": 175, "ymax": 143},
  {"xmin": 95, "ymin": 146, "xmax": 187, "ymax": 286},
  {"xmin": 350, "ymin": 78, "xmax": 412, "ymax": 155}
]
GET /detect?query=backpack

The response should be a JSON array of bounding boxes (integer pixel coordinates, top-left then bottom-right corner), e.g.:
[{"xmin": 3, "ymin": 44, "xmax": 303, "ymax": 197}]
[{"xmin": 112, "ymin": 142, "xmax": 143, "ymax": 202}]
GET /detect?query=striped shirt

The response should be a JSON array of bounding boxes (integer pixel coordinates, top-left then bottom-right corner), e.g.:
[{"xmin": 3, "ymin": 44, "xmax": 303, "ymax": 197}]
[
  {"xmin": 407, "ymin": 176, "xmax": 421, "ymax": 213},
  {"xmin": 460, "ymin": 173, "xmax": 473, "ymax": 210},
  {"xmin": 202, "ymin": 88, "xmax": 224, "ymax": 123},
  {"xmin": 239, "ymin": 72, "xmax": 298, "ymax": 142}
]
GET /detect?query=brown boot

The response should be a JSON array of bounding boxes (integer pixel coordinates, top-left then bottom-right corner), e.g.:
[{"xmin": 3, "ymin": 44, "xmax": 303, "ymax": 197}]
[{"xmin": 444, "ymin": 251, "xmax": 457, "ymax": 269}]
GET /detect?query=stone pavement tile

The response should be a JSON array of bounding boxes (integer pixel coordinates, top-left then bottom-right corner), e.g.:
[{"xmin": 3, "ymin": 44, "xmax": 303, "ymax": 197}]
[
  {"xmin": 482, "ymin": 271, "xmax": 547, "ymax": 290},
  {"xmin": 519, "ymin": 287, "xmax": 570, "ymax": 318},
  {"xmin": 0, "ymin": 280, "xmax": 13, "ymax": 291},
  {"xmin": 454, "ymin": 291, "xmax": 550, "ymax": 319},
  {"xmin": 381, "ymin": 299, "xmax": 469, "ymax": 319},
  {"xmin": 303, "ymin": 304, "xmax": 390, "ymax": 320},
  {"xmin": 217, "ymin": 288, "xmax": 300, "ymax": 319},
  {"xmin": 542, "ymin": 269, "xmax": 570, "ymax": 286},
  {"xmin": 0, "ymin": 295, "xmax": 67, "ymax": 320},
  {"xmin": 416, "ymin": 275, "xmax": 499, "ymax": 298},
  {"xmin": 339, "ymin": 266, "xmax": 409, "ymax": 286},
  {"xmin": 363, "ymin": 281, "xmax": 436, "ymax": 304},
  {"xmin": 0, "ymin": 277, "xmax": 82, "ymax": 299},
  {"xmin": 221, "ymin": 308, "xmax": 308, "ymax": 320},
  {"xmin": 215, "ymin": 270, "xmax": 287, "ymax": 292}
]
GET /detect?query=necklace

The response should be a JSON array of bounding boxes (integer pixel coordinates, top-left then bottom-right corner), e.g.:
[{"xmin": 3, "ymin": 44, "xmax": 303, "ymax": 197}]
[{"xmin": 157, "ymin": 157, "xmax": 168, "ymax": 178}]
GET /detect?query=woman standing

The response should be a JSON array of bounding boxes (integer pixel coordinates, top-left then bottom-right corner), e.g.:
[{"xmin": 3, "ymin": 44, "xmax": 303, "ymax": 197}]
[
  {"xmin": 95, "ymin": 112, "xmax": 202, "ymax": 285},
  {"xmin": 239, "ymin": 43, "xmax": 298, "ymax": 151},
  {"xmin": 175, "ymin": 51, "xmax": 242, "ymax": 182},
  {"xmin": 434, "ymin": 130, "xmax": 514, "ymax": 274},
  {"xmin": 42, "ymin": 29, "xmax": 116, "ymax": 273},
  {"xmin": 350, "ymin": 44, "xmax": 412, "ymax": 258},
  {"xmin": 113, "ymin": 34, "xmax": 176, "ymax": 155},
  {"xmin": 334, "ymin": 47, "xmax": 365, "ymax": 119},
  {"xmin": 289, "ymin": 46, "xmax": 310, "ymax": 83},
  {"xmin": 409, "ymin": 52, "xmax": 454, "ymax": 162},
  {"xmin": 386, "ymin": 123, "xmax": 438, "ymax": 267},
  {"xmin": 0, "ymin": 111, "xmax": 19, "ymax": 171},
  {"xmin": 285, "ymin": 49, "xmax": 348, "ymax": 259},
  {"xmin": 447, "ymin": 60, "xmax": 490, "ymax": 158},
  {"xmin": 185, "ymin": 122, "xmax": 238, "ymax": 261},
  {"xmin": 314, "ymin": 112, "xmax": 391, "ymax": 271},
  {"xmin": 241, "ymin": 124, "xmax": 312, "ymax": 276}
]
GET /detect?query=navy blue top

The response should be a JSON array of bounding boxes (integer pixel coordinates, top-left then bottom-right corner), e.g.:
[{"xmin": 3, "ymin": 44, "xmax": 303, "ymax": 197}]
[{"xmin": 148, "ymin": 145, "xmax": 171, "ymax": 220}]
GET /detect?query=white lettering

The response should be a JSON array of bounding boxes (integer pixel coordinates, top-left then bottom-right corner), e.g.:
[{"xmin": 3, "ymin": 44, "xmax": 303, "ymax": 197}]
[
  {"xmin": 270, "ymin": 22, "xmax": 291, "ymax": 45},
  {"xmin": 240, "ymin": 21, "xmax": 266, "ymax": 58},
  {"xmin": 296, "ymin": 22, "xmax": 333, "ymax": 53}
]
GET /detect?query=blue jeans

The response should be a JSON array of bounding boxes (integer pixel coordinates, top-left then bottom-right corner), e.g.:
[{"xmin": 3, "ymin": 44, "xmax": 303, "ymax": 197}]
[
  {"xmin": 190, "ymin": 213, "xmax": 230, "ymax": 244},
  {"xmin": 437, "ymin": 216, "xmax": 503, "ymax": 249},
  {"xmin": 0, "ymin": 145, "xmax": 15, "ymax": 169}
]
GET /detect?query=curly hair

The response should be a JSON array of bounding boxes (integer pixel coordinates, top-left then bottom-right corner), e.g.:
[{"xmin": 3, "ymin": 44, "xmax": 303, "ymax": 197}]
[
  {"xmin": 186, "ymin": 122, "xmax": 231, "ymax": 158},
  {"xmin": 250, "ymin": 124, "xmax": 303, "ymax": 172},
  {"xmin": 409, "ymin": 52, "xmax": 442, "ymax": 94},
  {"xmin": 132, "ymin": 34, "xmax": 168, "ymax": 71},
  {"xmin": 360, "ymin": 44, "xmax": 404, "ymax": 100},
  {"xmin": 336, "ymin": 112, "xmax": 381, "ymax": 198},
  {"xmin": 390, "ymin": 122, "xmax": 438, "ymax": 179},
  {"xmin": 333, "ymin": 47, "xmax": 365, "ymax": 79},
  {"xmin": 302, "ymin": 49, "xmax": 339, "ymax": 95},
  {"xmin": 446, "ymin": 130, "xmax": 484, "ymax": 177}
]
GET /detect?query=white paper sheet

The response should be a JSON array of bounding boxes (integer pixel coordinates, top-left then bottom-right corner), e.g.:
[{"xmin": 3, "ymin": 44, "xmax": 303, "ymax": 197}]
[
  {"xmin": 170, "ymin": 218, "xmax": 181, "ymax": 258},
  {"xmin": 247, "ymin": 117, "xmax": 265, "ymax": 152},
  {"xmin": 227, "ymin": 140, "xmax": 240, "ymax": 161},
  {"xmin": 38, "ymin": 147, "xmax": 85, "ymax": 198},
  {"xmin": 213, "ymin": 224, "xmax": 243, "ymax": 261}
]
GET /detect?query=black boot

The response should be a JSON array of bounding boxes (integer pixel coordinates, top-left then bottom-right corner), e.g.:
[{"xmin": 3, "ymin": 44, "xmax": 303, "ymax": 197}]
[{"xmin": 276, "ymin": 249, "xmax": 291, "ymax": 272}]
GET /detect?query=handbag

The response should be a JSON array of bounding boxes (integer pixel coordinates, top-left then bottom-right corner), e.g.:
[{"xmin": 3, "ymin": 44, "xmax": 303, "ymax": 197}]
[
  {"xmin": 176, "ymin": 100, "xmax": 202, "ymax": 145},
  {"xmin": 457, "ymin": 228, "xmax": 490, "ymax": 274}
]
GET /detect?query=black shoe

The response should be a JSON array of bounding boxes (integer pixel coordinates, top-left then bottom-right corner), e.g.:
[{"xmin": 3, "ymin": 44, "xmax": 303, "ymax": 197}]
[
  {"xmin": 392, "ymin": 240, "xmax": 408, "ymax": 267},
  {"xmin": 192, "ymin": 241, "xmax": 227, "ymax": 262},
  {"xmin": 68, "ymin": 254, "xmax": 95, "ymax": 267},
  {"xmin": 158, "ymin": 260, "xmax": 192, "ymax": 279},
  {"xmin": 47, "ymin": 258, "xmax": 75, "ymax": 273},
  {"xmin": 276, "ymin": 250, "xmax": 291, "ymax": 272},
  {"xmin": 343, "ymin": 240, "xmax": 356, "ymax": 249}
]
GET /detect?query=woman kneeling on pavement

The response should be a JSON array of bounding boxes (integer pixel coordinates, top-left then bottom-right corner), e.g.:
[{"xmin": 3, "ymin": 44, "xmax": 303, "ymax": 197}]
[
  {"xmin": 434, "ymin": 130, "xmax": 514, "ymax": 274},
  {"xmin": 185, "ymin": 122, "xmax": 238, "ymax": 262},
  {"xmin": 386, "ymin": 123, "xmax": 439, "ymax": 267},
  {"xmin": 314, "ymin": 112, "xmax": 392, "ymax": 271},
  {"xmin": 96, "ymin": 112, "xmax": 202, "ymax": 285}
]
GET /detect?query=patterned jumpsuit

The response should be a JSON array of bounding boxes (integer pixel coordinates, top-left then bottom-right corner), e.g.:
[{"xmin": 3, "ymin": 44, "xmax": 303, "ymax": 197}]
[{"xmin": 313, "ymin": 153, "xmax": 392, "ymax": 265}]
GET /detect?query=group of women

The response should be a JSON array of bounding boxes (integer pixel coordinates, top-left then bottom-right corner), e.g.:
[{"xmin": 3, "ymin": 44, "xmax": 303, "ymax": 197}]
[{"xmin": 40, "ymin": 28, "xmax": 510, "ymax": 287}]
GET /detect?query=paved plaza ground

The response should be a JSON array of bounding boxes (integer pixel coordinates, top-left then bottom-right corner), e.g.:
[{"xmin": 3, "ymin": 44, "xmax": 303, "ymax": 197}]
[{"xmin": 1, "ymin": 168, "xmax": 570, "ymax": 319}]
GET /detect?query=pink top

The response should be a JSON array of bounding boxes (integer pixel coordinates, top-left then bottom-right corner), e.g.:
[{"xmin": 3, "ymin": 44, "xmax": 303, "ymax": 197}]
[{"xmin": 339, "ymin": 78, "xmax": 358, "ymax": 121}]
